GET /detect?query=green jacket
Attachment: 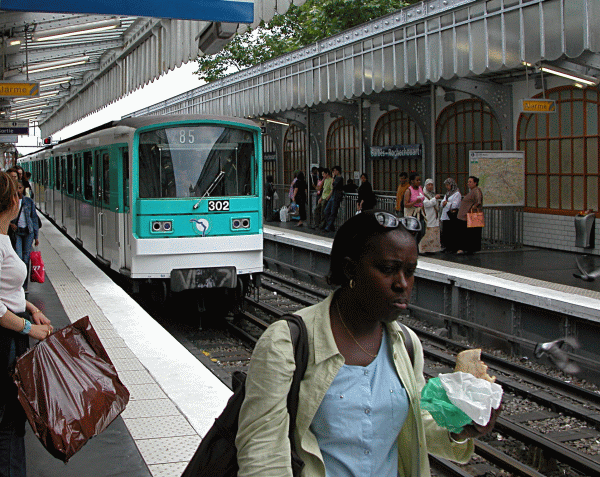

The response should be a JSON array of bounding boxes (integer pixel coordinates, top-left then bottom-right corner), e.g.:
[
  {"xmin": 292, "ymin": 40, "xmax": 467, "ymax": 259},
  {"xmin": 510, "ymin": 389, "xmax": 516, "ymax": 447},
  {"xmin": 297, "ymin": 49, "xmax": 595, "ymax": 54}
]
[
  {"xmin": 236, "ymin": 293, "xmax": 474, "ymax": 476},
  {"xmin": 320, "ymin": 177, "xmax": 333, "ymax": 201}
]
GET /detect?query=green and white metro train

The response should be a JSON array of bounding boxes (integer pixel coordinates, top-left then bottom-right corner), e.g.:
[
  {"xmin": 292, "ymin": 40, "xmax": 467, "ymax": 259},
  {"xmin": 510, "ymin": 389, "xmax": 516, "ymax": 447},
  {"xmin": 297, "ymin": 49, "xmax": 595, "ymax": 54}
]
[{"xmin": 19, "ymin": 115, "xmax": 263, "ymax": 316}]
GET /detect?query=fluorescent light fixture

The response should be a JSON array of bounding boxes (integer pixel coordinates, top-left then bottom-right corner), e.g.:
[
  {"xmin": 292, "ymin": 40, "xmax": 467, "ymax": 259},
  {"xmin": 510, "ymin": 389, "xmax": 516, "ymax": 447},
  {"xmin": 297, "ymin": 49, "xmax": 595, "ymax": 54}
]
[
  {"xmin": 573, "ymin": 82, "xmax": 585, "ymax": 89},
  {"xmin": 39, "ymin": 76, "xmax": 73, "ymax": 88},
  {"xmin": 25, "ymin": 56, "xmax": 89, "ymax": 74},
  {"xmin": 11, "ymin": 110, "xmax": 42, "ymax": 119},
  {"xmin": 14, "ymin": 91, "xmax": 59, "ymax": 103},
  {"xmin": 259, "ymin": 117, "xmax": 289, "ymax": 126},
  {"xmin": 33, "ymin": 19, "xmax": 121, "ymax": 42},
  {"xmin": 540, "ymin": 64, "xmax": 599, "ymax": 86},
  {"xmin": 11, "ymin": 103, "xmax": 48, "ymax": 113}
]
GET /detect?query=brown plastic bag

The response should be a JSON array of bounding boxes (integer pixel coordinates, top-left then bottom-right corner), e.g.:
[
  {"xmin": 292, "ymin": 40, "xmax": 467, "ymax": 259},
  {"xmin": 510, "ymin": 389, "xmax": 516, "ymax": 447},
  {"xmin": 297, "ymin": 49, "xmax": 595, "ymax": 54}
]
[{"xmin": 12, "ymin": 316, "xmax": 129, "ymax": 462}]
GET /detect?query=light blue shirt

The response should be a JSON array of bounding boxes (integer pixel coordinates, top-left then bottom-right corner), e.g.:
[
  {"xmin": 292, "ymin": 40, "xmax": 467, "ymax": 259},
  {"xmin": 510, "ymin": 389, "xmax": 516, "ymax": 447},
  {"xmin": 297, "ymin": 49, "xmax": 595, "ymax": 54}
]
[{"xmin": 310, "ymin": 328, "xmax": 409, "ymax": 477}]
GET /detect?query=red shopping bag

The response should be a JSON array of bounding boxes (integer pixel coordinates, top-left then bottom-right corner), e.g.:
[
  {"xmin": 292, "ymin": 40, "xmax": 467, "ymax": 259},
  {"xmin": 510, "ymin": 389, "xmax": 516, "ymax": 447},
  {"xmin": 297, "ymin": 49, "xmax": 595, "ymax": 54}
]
[{"xmin": 30, "ymin": 250, "xmax": 45, "ymax": 283}]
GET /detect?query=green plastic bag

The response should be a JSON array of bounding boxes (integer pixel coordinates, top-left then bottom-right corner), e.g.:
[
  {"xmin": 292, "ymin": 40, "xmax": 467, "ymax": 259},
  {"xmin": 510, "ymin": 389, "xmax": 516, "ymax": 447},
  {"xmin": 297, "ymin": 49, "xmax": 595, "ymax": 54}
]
[{"xmin": 421, "ymin": 377, "xmax": 472, "ymax": 433}]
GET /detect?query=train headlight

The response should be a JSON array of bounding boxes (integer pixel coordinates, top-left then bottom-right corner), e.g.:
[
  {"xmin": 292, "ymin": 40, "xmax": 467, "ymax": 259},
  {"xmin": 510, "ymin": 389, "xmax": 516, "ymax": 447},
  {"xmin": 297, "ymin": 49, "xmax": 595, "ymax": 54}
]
[
  {"xmin": 151, "ymin": 220, "xmax": 174, "ymax": 233},
  {"xmin": 231, "ymin": 217, "xmax": 250, "ymax": 230}
]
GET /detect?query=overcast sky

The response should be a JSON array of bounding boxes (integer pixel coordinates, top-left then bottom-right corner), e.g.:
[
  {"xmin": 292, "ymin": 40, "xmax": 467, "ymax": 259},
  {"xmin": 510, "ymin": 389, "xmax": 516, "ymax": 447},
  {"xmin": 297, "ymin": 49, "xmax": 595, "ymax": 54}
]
[{"xmin": 17, "ymin": 61, "xmax": 202, "ymax": 153}]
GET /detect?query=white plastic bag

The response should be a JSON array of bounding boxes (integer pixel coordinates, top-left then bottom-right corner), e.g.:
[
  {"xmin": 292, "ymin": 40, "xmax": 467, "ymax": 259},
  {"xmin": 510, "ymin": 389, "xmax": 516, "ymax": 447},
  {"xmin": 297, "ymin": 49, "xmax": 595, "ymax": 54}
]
[
  {"xmin": 439, "ymin": 372, "xmax": 503, "ymax": 426},
  {"xmin": 280, "ymin": 206, "xmax": 289, "ymax": 222}
]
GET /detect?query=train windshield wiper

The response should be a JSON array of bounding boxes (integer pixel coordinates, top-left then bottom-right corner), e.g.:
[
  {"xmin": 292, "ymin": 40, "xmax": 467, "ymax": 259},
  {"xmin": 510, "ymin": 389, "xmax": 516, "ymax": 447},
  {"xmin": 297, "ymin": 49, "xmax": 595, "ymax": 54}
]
[{"xmin": 193, "ymin": 170, "xmax": 225, "ymax": 209}]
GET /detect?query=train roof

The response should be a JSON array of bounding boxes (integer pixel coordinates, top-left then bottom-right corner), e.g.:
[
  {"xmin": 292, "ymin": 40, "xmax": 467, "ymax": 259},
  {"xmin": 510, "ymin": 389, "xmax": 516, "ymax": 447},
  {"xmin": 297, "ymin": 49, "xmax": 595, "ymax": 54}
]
[{"xmin": 117, "ymin": 115, "xmax": 260, "ymax": 130}]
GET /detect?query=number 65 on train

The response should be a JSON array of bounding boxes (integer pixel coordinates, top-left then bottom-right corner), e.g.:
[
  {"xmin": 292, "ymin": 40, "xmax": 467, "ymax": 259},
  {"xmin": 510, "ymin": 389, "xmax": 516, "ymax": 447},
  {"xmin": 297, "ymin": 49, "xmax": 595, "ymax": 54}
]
[{"xmin": 20, "ymin": 115, "xmax": 264, "ymax": 322}]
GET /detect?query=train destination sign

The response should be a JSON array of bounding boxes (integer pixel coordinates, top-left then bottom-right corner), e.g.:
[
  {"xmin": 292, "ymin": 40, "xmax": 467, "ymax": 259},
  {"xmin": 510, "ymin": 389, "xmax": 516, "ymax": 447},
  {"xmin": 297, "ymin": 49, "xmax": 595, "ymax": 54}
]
[
  {"xmin": 0, "ymin": 82, "xmax": 39, "ymax": 98},
  {"xmin": 0, "ymin": 121, "xmax": 29, "ymax": 136},
  {"xmin": 521, "ymin": 99, "xmax": 556, "ymax": 113}
]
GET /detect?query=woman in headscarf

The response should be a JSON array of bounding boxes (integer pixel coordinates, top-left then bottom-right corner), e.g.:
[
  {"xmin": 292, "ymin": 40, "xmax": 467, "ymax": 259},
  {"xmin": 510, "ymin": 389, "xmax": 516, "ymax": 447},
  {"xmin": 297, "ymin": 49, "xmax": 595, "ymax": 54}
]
[
  {"xmin": 419, "ymin": 179, "xmax": 442, "ymax": 254},
  {"xmin": 439, "ymin": 178, "xmax": 461, "ymax": 253}
]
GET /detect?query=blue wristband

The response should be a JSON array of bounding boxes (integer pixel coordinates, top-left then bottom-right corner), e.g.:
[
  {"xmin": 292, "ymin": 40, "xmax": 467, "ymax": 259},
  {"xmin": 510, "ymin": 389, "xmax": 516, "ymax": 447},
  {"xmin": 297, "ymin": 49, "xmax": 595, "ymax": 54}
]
[{"xmin": 20, "ymin": 319, "xmax": 32, "ymax": 335}]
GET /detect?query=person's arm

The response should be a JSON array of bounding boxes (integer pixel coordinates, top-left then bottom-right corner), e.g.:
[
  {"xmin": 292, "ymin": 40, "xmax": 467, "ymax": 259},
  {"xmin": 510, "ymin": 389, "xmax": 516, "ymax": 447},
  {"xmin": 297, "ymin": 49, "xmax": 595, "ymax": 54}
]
[
  {"xmin": 26, "ymin": 301, "xmax": 51, "ymax": 326},
  {"xmin": 236, "ymin": 321, "xmax": 295, "ymax": 476},
  {"xmin": 404, "ymin": 327, "xmax": 476, "ymax": 463},
  {"xmin": 450, "ymin": 191, "xmax": 462, "ymax": 210},
  {"xmin": 29, "ymin": 199, "xmax": 39, "ymax": 244}
]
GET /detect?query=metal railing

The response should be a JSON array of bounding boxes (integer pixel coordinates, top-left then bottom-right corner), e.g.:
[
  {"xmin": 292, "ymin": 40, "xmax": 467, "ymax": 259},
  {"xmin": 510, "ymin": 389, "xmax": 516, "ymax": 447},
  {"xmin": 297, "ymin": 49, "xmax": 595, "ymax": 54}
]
[{"xmin": 267, "ymin": 185, "xmax": 522, "ymax": 248}]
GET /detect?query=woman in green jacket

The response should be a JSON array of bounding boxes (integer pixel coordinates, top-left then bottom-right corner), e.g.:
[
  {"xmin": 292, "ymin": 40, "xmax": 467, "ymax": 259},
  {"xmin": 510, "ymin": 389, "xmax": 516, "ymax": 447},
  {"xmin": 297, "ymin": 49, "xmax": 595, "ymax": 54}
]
[{"xmin": 237, "ymin": 210, "xmax": 500, "ymax": 476}]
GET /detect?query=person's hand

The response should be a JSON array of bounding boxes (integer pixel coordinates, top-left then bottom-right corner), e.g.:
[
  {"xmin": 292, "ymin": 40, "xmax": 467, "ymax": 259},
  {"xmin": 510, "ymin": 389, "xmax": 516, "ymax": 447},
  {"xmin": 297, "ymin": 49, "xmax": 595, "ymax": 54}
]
[
  {"xmin": 451, "ymin": 404, "xmax": 502, "ymax": 441},
  {"xmin": 9, "ymin": 223, "xmax": 16, "ymax": 231},
  {"xmin": 442, "ymin": 200, "xmax": 448, "ymax": 207},
  {"xmin": 34, "ymin": 239, "xmax": 39, "ymax": 247},
  {"xmin": 435, "ymin": 194, "xmax": 442, "ymax": 199},
  {"xmin": 29, "ymin": 323, "xmax": 53, "ymax": 341},
  {"xmin": 31, "ymin": 310, "xmax": 51, "ymax": 326}
]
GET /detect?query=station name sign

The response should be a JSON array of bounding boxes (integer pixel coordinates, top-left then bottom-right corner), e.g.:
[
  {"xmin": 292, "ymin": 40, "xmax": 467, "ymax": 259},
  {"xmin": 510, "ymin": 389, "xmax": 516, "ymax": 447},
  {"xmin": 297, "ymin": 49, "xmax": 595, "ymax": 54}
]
[
  {"xmin": 521, "ymin": 99, "xmax": 556, "ymax": 113},
  {"xmin": 0, "ymin": 120, "xmax": 29, "ymax": 136},
  {"xmin": 0, "ymin": 81, "xmax": 39, "ymax": 98},
  {"xmin": 370, "ymin": 144, "xmax": 423, "ymax": 160}
]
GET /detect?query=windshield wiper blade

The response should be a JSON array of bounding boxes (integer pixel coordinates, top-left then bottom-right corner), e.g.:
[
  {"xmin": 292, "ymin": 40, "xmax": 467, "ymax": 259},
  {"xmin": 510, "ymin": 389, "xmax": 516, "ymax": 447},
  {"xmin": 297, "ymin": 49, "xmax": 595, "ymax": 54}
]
[{"xmin": 193, "ymin": 170, "xmax": 225, "ymax": 209}]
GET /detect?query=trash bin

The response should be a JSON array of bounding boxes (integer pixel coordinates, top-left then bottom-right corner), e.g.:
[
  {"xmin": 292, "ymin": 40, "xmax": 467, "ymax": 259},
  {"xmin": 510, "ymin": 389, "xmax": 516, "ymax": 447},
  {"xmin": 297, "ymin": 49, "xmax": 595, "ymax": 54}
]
[{"xmin": 575, "ymin": 213, "xmax": 595, "ymax": 248}]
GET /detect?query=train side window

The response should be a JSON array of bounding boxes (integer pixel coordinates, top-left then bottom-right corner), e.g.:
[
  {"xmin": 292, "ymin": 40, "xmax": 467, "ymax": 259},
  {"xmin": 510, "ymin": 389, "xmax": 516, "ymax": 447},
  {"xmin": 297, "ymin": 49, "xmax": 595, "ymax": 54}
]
[
  {"xmin": 61, "ymin": 157, "xmax": 67, "ymax": 191},
  {"xmin": 74, "ymin": 153, "xmax": 81, "ymax": 195},
  {"xmin": 83, "ymin": 152, "xmax": 93, "ymax": 201},
  {"xmin": 103, "ymin": 152, "xmax": 110, "ymax": 204},
  {"xmin": 122, "ymin": 149, "xmax": 129, "ymax": 208},
  {"xmin": 54, "ymin": 157, "xmax": 60, "ymax": 190},
  {"xmin": 67, "ymin": 155, "xmax": 74, "ymax": 195}
]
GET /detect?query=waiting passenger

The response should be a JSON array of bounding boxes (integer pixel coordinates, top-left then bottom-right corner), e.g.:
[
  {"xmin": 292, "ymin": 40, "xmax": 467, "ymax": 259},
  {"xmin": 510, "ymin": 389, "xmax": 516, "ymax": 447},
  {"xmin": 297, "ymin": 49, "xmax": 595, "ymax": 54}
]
[
  {"xmin": 10, "ymin": 181, "xmax": 39, "ymax": 292},
  {"xmin": 342, "ymin": 178, "xmax": 358, "ymax": 194},
  {"xmin": 236, "ymin": 209, "xmax": 501, "ymax": 476},
  {"xmin": 420, "ymin": 178, "xmax": 442, "ymax": 254},
  {"xmin": 357, "ymin": 173, "xmax": 376, "ymax": 212},
  {"xmin": 403, "ymin": 172, "xmax": 426, "ymax": 244},
  {"xmin": 456, "ymin": 176, "xmax": 484, "ymax": 255},
  {"xmin": 314, "ymin": 168, "xmax": 332, "ymax": 228},
  {"xmin": 322, "ymin": 165, "xmax": 343, "ymax": 232},
  {"xmin": 292, "ymin": 172, "xmax": 307, "ymax": 227},
  {"xmin": 395, "ymin": 171, "xmax": 410, "ymax": 216},
  {"xmin": 440, "ymin": 177, "xmax": 461, "ymax": 253},
  {"xmin": 0, "ymin": 171, "xmax": 53, "ymax": 477}
]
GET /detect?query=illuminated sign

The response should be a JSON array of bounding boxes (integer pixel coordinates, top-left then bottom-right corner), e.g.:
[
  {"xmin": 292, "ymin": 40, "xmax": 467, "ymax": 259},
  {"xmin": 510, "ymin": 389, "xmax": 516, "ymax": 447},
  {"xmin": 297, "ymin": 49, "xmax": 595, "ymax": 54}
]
[
  {"xmin": 0, "ymin": 82, "xmax": 39, "ymax": 98},
  {"xmin": 521, "ymin": 99, "xmax": 556, "ymax": 113}
]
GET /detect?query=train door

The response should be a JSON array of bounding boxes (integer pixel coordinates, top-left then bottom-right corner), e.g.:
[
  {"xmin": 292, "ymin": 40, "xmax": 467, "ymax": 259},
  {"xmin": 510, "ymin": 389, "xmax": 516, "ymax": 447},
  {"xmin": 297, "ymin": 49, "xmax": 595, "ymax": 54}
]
[
  {"xmin": 74, "ymin": 153, "xmax": 82, "ymax": 242},
  {"xmin": 94, "ymin": 149, "xmax": 112, "ymax": 265},
  {"xmin": 120, "ymin": 147, "xmax": 130, "ymax": 270}
]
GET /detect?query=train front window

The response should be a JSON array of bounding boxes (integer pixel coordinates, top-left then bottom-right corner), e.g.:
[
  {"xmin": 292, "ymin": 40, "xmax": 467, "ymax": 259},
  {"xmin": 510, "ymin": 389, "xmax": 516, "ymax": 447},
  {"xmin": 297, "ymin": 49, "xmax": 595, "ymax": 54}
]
[{"xmin": 138, "ymin": 126, "xmax": 255, "ymax": 199}]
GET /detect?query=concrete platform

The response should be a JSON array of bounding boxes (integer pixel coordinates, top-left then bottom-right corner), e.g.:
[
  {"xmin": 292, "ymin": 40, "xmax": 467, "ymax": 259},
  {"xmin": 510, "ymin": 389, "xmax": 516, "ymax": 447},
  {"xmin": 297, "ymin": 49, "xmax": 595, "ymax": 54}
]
[{"xmin": 23, "ymin": 216, "xmax": 232, "ymax": 477}]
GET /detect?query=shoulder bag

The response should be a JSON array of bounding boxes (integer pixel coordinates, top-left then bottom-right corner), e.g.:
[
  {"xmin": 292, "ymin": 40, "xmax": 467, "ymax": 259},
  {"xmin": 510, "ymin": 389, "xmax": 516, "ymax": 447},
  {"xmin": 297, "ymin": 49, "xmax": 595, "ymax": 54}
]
[{"xmin": 181, "ymin": 314, "xmax": 308, "ymax": 477}]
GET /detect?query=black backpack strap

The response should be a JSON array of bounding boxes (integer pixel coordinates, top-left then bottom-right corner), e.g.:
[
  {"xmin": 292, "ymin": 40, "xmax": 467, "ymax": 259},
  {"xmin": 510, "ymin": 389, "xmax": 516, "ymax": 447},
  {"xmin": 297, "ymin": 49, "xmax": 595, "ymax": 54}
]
[
  {"xmin": 397, "ymin": 322, "xmax": 415, "ymax": 367},
  {"xmin": 281, "ymin": 314, "xmax": 308, "ymax": 477}
]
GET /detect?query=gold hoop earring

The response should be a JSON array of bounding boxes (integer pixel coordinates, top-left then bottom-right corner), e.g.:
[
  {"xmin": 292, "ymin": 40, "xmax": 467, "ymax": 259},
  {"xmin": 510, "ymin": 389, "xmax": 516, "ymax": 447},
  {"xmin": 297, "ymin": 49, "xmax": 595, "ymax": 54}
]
[{"xmin": 349, "ymin": 279, "xmax": 355, "ymax": 289}]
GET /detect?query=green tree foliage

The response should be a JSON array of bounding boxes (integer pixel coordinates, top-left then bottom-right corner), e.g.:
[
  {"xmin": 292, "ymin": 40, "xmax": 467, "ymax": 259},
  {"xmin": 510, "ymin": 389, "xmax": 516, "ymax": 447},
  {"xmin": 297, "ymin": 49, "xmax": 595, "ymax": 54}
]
[{"xmin": 195, "ymin": 0, "xmax": 417, "ymax": 83}]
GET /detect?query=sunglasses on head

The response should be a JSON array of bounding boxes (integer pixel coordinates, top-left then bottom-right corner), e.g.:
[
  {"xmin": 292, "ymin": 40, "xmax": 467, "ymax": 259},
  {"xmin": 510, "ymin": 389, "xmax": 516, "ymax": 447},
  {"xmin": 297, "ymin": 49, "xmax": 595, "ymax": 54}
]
[{"xmin": 373, "ymin": 211, "xmax": 422, "ymax": 232}]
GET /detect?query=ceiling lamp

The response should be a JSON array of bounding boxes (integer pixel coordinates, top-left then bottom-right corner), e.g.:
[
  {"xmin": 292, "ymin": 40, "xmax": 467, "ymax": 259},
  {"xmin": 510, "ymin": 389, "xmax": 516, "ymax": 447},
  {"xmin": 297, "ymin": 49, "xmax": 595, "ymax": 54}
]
[
  {"xmin": 25, "ymin": 56, "xmax": 89, "ymax": 74},
  {"xmin": 539, "ymin": 64, "xmax": 599, "ymax": 86},
  {"xmin": 33, "ymin": 19, "xmax": 121, "ymax": 42},
  {"xmin": 11, "ymin": 110, "xmax": 42, "ymax": 119},
  {"xmin": 13, "ymin": 90, "xmax": 59, "ymax": 104},
  {"xmin": 39, "ymin": 76, "xmax": 73, "ymax": 88}
]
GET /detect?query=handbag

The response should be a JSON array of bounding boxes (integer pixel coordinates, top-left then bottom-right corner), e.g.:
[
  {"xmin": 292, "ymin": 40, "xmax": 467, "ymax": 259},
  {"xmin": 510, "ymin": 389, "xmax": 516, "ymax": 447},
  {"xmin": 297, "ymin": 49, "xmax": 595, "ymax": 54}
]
[
  {"xmin": 13, "ymin": 316, "xmax": 130, "ymax": 462},
  {"xmin": 30, "ymin": 249, "xmax": 45, "ymax": 283},
  {"xmin": 467, "ymin": 211, "xmax": 485, "ymax": 228},
  {"xmin": 181, "ymin": 314, "xmax": 308, "ymax": 477}
]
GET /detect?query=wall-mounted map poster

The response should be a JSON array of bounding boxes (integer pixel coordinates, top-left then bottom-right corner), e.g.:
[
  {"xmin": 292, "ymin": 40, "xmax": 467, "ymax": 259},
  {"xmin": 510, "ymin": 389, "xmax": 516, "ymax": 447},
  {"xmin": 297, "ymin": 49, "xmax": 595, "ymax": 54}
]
[{"xmin": 469, "ymin": 151, "xmax": 525, "ymax": 207}]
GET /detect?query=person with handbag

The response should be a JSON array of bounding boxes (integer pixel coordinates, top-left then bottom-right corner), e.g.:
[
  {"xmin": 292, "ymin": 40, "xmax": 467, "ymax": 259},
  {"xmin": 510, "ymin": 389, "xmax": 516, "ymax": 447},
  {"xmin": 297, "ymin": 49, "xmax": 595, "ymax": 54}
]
[
  {"xmin": 420, "ymin": 178, "xmax": 442, "ymax": 254},
  {"xmin": 439, "ymin": 178, "xmax": 462, "ymax": 253},
  {"xmin": 456, "ymin": 176, "xmax": 484, "ymax": 255},
  {"xmin": 236, "ymin": 210, "xmax": 500, "ymax": 477},
  {"xmin": 0, "ymin": 172, "xmax": 53, "ymax": 477},
  {"xmin": 10, "ymin": 181, "xmax": 40, "ymax": 292},
  {"xmin": 403, "ymin": 173, "xmax": 426, "ymax": 245}
]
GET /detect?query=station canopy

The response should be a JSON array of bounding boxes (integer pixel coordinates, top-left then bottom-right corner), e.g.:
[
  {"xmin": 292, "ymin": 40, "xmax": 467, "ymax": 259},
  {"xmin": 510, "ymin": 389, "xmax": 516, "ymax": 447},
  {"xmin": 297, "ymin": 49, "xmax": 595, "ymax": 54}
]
[{"xmin": 0, "ymin": 0, "xmax": 303, "ymax": 136}]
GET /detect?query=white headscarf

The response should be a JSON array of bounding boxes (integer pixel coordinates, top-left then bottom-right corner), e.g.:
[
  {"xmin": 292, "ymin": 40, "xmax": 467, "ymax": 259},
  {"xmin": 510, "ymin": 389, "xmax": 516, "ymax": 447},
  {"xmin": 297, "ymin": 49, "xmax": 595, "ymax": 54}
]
[{"xmin": 423, "ymin": 178, "xmax": 435, "ymax": 199}]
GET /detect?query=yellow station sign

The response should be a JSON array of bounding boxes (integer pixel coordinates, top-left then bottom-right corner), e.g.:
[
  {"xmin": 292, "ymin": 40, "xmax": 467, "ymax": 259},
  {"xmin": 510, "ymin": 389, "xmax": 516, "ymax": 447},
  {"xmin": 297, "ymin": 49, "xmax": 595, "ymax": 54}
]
[
  {"xmin": 521, "ymin": 99, "xmax": 556, "ymax": 113},
  {"xmin": 0, "ymin": 82, "xmax": 39, "ymax": 97}
]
